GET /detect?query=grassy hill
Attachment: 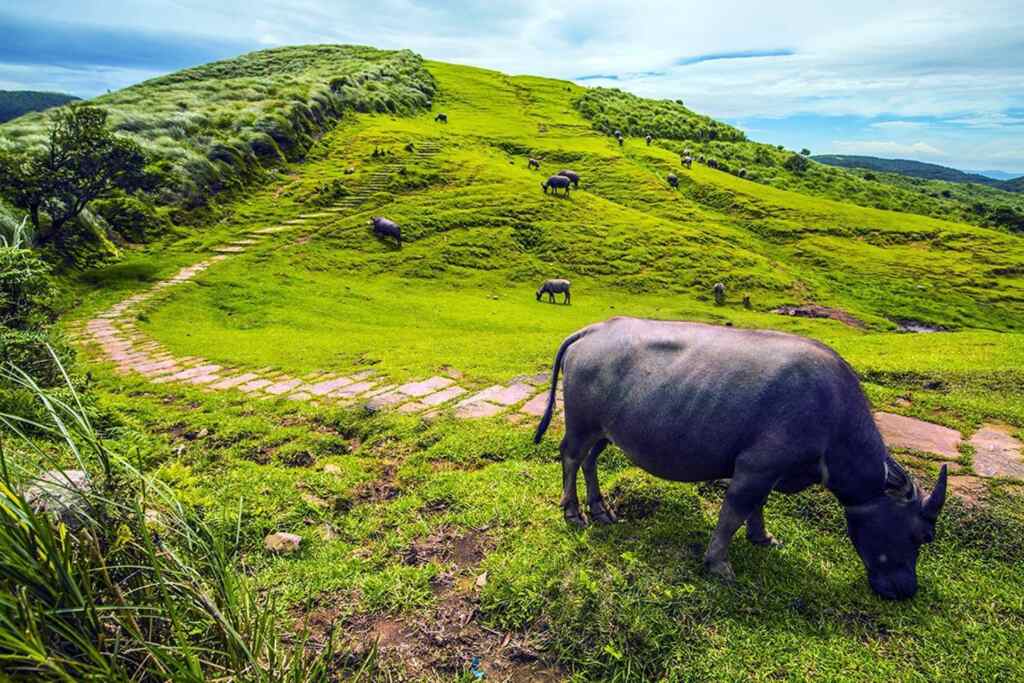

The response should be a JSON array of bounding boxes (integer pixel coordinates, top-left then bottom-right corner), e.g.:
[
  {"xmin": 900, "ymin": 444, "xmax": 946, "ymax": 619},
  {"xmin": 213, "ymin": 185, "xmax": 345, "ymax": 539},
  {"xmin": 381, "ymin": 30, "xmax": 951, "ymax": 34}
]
[
  {"xmin": 6, "ymin": 48, "xmax": 1024, "ymax": 680},
  {"xmin": 0, "ymin": 90, "xmax": 79, "ymax": 123},
  {"xmin": 812, "ymin": 154, "xmax": 1021, "ymax": 190}
]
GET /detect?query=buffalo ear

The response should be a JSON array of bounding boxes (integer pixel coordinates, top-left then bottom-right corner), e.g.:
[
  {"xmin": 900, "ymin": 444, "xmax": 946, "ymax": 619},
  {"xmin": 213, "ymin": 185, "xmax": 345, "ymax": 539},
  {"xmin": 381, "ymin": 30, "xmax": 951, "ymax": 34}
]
[{"xmin": 921, "ymin": 464, "xmax": 948, "ymax": 523}]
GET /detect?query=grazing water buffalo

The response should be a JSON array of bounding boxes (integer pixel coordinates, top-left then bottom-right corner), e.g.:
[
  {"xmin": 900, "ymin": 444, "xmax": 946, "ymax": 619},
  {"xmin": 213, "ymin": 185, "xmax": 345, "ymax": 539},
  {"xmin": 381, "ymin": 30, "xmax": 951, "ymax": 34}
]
[
  {"xmin": 557, "ymin": 170, "xmax": 580, "ymax": 188},
  {"xmin": 682, "ymin": 156, "xmax": 693, "ymax": 169},
  {"xmin": 713, "ymin": 282, "xmax": 726, "ymax": 305},
  {"xmin": 617, "ymin": 135, "xmax": 624, "ymax": 147},
  {"xmin": 528, "ymin": 158, "xmax": 541, "ymax": 170},
  {"xmin": 434, "ymin": 113, "xmax": 448, "ymax": 123},
  {"xmin": 536, "ymin": 278, "xmax": 571, "ymax": 304},
  {"xmin": 534, "ymin": 318, "xmax": 948, "ymax": 599},
  {"xmin": 369, "ymin": 216, "xmax": 402, "ymax": 245},
  {"xmin": 542, "ymin": 175, "xmax": 572, "ymax": 196},
  {"xmin": 667, "ymin": 173, "xmax": 679, "ymax": 188},
  {"xmin": 645, "ymin": 134, "xmax": 653, "ymax": 146}
]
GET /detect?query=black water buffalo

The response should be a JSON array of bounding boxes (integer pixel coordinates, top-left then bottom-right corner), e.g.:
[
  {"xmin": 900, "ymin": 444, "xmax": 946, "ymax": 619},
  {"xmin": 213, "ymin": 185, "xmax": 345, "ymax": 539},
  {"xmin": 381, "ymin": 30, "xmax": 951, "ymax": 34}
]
[
  {"xmin": 713, "ymin": 282, "xmax": 726, "ymax": 305},
  {"xmin": 542, "ymin": 175, "xmax": 572, "ymax": 196},
  {"xmin": 617, "ymin": 135, "xmax": 624, "ymax": 147},
  {"xmin": 667, "ymin": 173, "xmax": 679, "ymax": 188},
  {"xmin": 369, "ymin": 216, "xmax": 402, "ymax": 245},
  {"xmin": 645, "ymin": 134, "xmax": 653, "ymax": 146},
  {"xmin": 682, "ymin": 155, "xmax": 693, "ymax": 169},
  {"xmin": 528, "ymin": 158, "xmax": 541, "ymax": 170},
  {"xmin": 534, "ymin": 318, "xmax": 948, "ymax": 600},
  {"xmin": 536, "ymin": 278, "xmax": 571, "ymax": 304},
  {"xmin": 434, "ymin": 113, "xmax": 448, "ymax": 123},
  {"xmin": 557, "ymin": 169, "xmax": 580, "ymax": 188}
]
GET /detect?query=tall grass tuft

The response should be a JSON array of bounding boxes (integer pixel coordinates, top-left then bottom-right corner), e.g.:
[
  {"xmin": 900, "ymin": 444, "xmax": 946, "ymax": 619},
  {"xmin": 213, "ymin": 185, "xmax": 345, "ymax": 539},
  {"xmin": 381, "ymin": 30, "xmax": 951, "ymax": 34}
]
[{"xmin": 0, "ymin": 352, "xmax": 369, "ymax": 681}]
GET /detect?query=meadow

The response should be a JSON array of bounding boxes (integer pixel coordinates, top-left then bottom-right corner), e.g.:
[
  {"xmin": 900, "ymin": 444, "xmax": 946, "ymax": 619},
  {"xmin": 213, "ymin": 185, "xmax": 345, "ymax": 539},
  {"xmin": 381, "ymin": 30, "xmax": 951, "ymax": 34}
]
[{"xmin": 4, "ymin": 53, "xmax": 1024, "ymax": 681}]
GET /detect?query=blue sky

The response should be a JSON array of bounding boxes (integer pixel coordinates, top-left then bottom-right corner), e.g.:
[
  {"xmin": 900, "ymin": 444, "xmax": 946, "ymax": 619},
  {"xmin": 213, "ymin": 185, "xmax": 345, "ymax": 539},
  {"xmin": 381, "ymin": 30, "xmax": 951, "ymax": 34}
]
[{"xmin": 2, "ymin": 1, "xmax": 1022, "ymax": 174}]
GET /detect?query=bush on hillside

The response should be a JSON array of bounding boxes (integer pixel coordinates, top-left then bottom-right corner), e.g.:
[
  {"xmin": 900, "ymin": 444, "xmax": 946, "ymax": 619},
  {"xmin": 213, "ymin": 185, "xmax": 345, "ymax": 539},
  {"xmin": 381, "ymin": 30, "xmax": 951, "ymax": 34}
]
[
  {"xmin": 784, "ymin": 153, "xmax": 810, "ymax": 173},
  {"xmin": 574, "ymin": 88, "xmax": 746, "ymax": 142},
  {"xmin": 92, "ymin": 195, "xmax": 174, "ymax": 243}
]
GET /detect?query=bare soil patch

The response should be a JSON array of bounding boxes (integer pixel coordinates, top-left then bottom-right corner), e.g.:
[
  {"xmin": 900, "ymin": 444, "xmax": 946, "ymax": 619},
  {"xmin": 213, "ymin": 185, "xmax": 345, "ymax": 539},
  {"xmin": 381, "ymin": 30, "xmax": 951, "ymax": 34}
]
[{"xmin": 772, "ymin": 304, "xmax": 867, "ymax": 329}]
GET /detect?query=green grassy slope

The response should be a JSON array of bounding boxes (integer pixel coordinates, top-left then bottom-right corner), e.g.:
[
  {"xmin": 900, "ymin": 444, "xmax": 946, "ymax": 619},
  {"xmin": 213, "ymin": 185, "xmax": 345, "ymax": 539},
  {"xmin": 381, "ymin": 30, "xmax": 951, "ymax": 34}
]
[{"xmin": 54, "ymin": 52, "xmax": 1024, "ymax": 680}]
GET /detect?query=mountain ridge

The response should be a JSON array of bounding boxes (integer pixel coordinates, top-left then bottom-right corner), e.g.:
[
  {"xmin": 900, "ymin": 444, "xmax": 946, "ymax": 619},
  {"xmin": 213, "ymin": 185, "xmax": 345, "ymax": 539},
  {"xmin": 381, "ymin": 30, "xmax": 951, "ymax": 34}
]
[{"xmin": 812, "ymin": 154, "xmax": 1022, "ymax": 191}]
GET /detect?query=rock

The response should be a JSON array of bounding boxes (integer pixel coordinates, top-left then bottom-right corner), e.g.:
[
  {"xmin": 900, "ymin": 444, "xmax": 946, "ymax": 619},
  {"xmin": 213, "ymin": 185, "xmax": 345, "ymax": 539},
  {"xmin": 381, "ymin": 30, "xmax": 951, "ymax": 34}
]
[
  {"xmin": 323, "ymin": 463, "xmax": 343, "ymax": 475},
  {"xmin": 23, "ymin": 470, "xmax": 93, "ymax": 531},
  {"xmin": 264, "ymin": 532, "xmax": 301, "ymax": 554},
  {"xmin": 475, "ymin": 571, "xmax": 488, "ymax": 589},
  {"xmin": 969, "ymin": 424, "xmax": 1024, "ymax": 480}
]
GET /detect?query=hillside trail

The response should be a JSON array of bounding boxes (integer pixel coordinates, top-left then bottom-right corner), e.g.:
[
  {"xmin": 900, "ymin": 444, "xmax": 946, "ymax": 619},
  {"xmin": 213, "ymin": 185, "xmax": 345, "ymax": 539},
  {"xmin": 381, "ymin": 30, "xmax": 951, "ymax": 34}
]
[{"xmin": 71, "ymin": 137, "xmax": 1023, "ymax": 497}]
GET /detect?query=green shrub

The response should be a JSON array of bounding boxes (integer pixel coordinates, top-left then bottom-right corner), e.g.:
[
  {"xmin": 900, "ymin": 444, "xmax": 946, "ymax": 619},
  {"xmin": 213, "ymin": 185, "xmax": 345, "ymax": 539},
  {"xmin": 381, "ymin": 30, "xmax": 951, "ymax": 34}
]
[
  {"xmin": 574, "ymin": 87, "xmax": 746, "ymax": 142},
  {"xmin": 92, "ymin": 195, "xmax": 173, "ymax": 243}
]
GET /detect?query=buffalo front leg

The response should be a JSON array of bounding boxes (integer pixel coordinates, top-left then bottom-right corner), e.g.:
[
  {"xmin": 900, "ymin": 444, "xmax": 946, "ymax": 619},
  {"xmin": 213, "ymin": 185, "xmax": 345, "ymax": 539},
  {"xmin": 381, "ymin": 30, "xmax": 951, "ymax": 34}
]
[
  {"xmin": 564, "ymin": 290, "xmax": 571, "ymax": 305},
  {"xmin": 704, "ymin": 466, "xmax": 774, "ymax": 582},
  {"xmin": 548, "ymin": 291, "xmax": 555, "ymax": 303},
  {"xmin": 745, "ymin": 506, "xmax": 782, "ymax": 547},
  {"xmin": 582, "ymin": 438, "xmax": 616, "ymax": 524}
]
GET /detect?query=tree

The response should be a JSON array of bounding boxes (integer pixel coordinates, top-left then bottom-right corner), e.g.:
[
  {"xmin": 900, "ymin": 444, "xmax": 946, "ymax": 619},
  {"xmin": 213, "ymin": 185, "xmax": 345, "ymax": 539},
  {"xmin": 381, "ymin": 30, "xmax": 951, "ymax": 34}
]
[
  {"xmin": 784, "ymin": 153, "xmax": 810, "ymax": 173},
  {"xmin": 0, "ymin": 105, "xmax": 145, "ymax": 247},
  {"xmin": 800, "ymin": 148, "xmax": 811, "ymax": 156}
]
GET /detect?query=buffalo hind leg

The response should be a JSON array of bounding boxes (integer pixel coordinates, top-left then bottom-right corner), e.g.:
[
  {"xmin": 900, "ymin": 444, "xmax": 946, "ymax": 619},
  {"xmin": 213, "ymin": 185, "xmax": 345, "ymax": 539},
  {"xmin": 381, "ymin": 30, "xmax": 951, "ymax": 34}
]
[
  {"xmin": 564, "ymin": 291, "xmax": 571, "ymax": 305},
  {"xmin": 561, "ymin": 432, "xmax": 600, "ymax": 527},
  {"xmin": 703, "ymin": 455, "xmax": 776, "ymax": 581},
  {"xmin": 582, "ymin": 438, "xmax": 616, "ymax": 524},
  {"xmin": 745, "ymin": 507, "xmax": 781, "ymax": 547}
]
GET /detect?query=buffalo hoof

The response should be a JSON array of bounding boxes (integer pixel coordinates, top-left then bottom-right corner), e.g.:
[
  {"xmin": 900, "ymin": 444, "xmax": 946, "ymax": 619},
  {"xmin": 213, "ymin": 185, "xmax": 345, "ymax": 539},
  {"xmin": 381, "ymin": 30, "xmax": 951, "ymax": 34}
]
[
  {"xmin": 704, "ymin": 559, "xmax": 736, "ymax": 583},
  {"xmin": 589, "ymin": 500, "xmax": 618, "ymax": 525},
  {"xmin": 564, "ymin": 507, "xmax": 588, "ymax": 529},
  {"xmin": 748, "ymin": 533, "xmax": 783, "ymax": 548}
]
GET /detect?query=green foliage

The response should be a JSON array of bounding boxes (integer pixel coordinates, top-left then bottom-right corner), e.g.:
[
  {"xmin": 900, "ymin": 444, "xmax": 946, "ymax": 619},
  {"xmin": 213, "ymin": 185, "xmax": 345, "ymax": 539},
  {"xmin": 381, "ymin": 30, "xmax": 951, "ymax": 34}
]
[
  {"xmin": 0, "ymin": 363, "xmax": 352, "ymax": 682},
  {"xmin": 0, "ymin": 46, "xmax": 436, "ymax": 213},
  {"xmin": 0, "ymin": 90, "xmax": 79, "ymax": 124},
  {"xmin": 574, "ymin": 87, "xmax": 746, "ymax": 142},
  {"xmin": 784, "ymin": 151, "xmax": 810, "ymax": 173},
  {"xmin": 92, "ymin": 194, "xmax": 173, "ymax": 242},
  {"xmin": 0, "ymin": 106, "xmax": 146, "ymax": 247}
]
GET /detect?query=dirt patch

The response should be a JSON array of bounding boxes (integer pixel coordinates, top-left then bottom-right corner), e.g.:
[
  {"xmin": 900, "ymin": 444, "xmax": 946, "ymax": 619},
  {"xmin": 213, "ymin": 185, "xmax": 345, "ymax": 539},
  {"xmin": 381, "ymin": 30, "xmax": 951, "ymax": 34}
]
[
  {"xmin": 948, "ymin": 475, "xmax": 988, "ymax": 507},
  {"xmin": 402, "ymin": 525, "xmax": 490, "ymax": 568},
  {"xmin": 354, "ymin": 462, "xmax": 400, "ymax": 503},
  {"xmin": 772, "ymin": 304, "xmax": 866, "ymax": 329},
  {"xmin": 341, "ymin": 591, "xmax": 562, "ymax": 682}
]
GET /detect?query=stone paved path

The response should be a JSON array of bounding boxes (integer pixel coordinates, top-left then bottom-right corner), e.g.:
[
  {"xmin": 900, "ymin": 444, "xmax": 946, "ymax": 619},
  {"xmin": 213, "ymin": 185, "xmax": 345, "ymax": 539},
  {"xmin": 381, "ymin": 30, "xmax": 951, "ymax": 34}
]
[{"xmin": 69, "ymin": 137, "xmax": 1023, "ymax": 490}]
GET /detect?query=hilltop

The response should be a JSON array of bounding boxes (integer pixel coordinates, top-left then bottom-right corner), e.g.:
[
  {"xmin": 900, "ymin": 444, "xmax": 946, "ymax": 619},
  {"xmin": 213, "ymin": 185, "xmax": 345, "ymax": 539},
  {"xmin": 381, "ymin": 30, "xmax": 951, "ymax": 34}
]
[
  {"xmin": 3, "ymin": 46, "xmax": 1024, "ymax": 681},
  {"xmin": 0, "ymin": 90, "xmax": 80, "ymax": 123},
  {"xmin": 813, "ymin": 153, "xmax": 1022, "ymax": 191}
]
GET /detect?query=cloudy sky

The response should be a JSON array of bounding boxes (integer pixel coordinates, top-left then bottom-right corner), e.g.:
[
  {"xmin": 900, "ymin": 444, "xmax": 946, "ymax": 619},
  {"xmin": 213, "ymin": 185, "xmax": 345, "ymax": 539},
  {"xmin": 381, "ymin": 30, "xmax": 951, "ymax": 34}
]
[{"xmin": 3, "ymin": 1, "xmax": 1022, "ymax": 174}]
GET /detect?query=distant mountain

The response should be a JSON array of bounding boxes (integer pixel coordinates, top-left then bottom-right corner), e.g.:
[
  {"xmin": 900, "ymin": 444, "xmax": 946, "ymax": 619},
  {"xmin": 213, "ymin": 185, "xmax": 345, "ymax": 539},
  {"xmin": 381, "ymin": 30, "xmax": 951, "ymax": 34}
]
[
  {"xmin": 0, "ymin": 90, "xmax": 80, "ymax": 123},
  {"xmin": 969, "ymin": 170, "xmax": 1023, "ymax": 181},
  {"xmin": 812, "ymin": 154, "xmax": 1022, "ymax": 192}
]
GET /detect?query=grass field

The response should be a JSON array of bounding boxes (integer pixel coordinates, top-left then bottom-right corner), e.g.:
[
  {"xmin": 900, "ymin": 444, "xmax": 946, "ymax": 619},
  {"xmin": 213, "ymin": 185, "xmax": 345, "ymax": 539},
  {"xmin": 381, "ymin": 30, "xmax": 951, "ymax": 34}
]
[{"xmin": 46, "ymin": 56, "xmax": 1024, "ymax": 680}]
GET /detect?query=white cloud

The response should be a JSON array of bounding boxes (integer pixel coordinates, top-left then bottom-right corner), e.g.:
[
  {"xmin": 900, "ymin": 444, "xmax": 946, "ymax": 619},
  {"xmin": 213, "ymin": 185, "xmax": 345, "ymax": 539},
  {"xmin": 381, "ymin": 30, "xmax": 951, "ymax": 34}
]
[
  {"xmin": 869, "ymin": 121, "xmax": 928, "ymax": 130},
  {"xmin": 831, "ymin": 140, "xmax": 947, "ymax": 157}
]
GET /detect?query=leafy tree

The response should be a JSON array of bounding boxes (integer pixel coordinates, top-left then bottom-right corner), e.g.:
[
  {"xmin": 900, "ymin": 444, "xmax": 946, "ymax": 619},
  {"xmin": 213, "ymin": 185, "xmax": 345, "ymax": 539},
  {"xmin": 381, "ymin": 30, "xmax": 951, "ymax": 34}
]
[
  {"xmin": 800, "ymin": 148, "xmax": 811, "ymax": 156},
  {"xmin": 784, "ymin": 153, "xmax": 810, "ymax": 173},
  {"xmin": 0, "ymin": 105, "xmax": 145, "ymax": 247}
]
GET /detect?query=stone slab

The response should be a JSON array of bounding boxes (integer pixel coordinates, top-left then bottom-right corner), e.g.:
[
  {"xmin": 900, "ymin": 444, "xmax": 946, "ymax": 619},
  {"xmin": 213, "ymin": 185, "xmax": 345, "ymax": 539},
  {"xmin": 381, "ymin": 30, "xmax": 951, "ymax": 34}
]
[
  {"xmin": 421, "ymin": 386, "xmax": 468, "ymax": 406},
  {"xmin": 308, "ymin": 376, "xmax": 354, "ymax": 396},
  {"xmin": 265, "ymin": 378, "xmax": 303, "ymax": 395},
  {"xmin": 455, "ymin": 401, "xmax": 503, "ymax": 419},
  {"xmin": 874, "ymin": 412, "xmax": 962, "ymax": 459},
  {"xmin": 468, "ymin": 383, "xmax": 534, "ymax": 407},
  {"xmin": 239, "ymin": 378, "xmax": 273, "ymax": 393},
  {"xmin": 969, "ymin": 424, "xmax": 1024, "ymax": 480},
  {"xmin": 520, "ymin": 391, "xmax": 551, "ymax": 417},
  {"xmin": 398, "ymin": 376, "xmax": 455, "ymax": 397},
  {"xmin": 332, "ymin": 381, "xmax": 376, "ymax": 398},
  {"xmin": 211, "ymin": 372, "xmax": 260, "ymax": 390}
]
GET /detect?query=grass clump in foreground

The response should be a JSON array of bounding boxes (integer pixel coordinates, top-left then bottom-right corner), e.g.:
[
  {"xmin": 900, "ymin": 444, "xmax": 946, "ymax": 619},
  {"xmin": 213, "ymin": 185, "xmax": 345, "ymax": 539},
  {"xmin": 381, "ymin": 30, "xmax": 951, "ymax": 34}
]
[{"xmin": 0, "ymin": 360, "xmax": 383, "ymax": 681}]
